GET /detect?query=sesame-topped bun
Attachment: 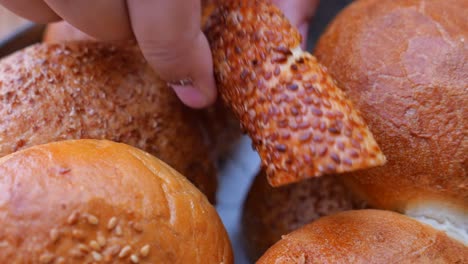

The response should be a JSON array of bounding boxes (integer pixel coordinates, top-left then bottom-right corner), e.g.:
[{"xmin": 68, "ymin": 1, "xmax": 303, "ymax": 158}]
[
  {"xmin": 0, "ymin": 42, "xmax": 217, "ymax": 203},
  {"xmin": 258, "ymin": 210, "xmax": 468, "ymax": 264},
  {"xmin": 314, "ymin": 0, "xmax": 467, "ymax": 243},
  {"xmin": 42, "ymin": 21, "xmax": 242, "ymax": 162},
  {"xmin": 0, "ymin": 140, "xmax": 233, "ymax": 263},
  {"xmin": 242, "ymin": 170, "xmax": 367, "ymax": 261},
  {"xmin": 203, "ymin": 0, "xmax": 386, "ymax": 187}
]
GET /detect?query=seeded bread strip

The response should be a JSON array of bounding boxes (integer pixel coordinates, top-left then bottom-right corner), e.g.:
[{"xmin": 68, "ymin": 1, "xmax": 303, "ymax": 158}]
[{"xmin": 203, "ymin": 0, "xmax": 386, "ymax": 186}]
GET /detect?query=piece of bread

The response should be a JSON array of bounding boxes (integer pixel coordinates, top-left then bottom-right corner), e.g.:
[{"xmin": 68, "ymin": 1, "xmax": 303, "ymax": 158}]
[
  {"xmin": 242, "ymin": 170, "xmax": 367, "ymax": 261},
  {"xmin": 203, "ymin": 0, "xmax": 386, "ymax": 186},
  {"xmin": 0, "ymin": 139, "xmax": 233, "ymax": 263},
  {"xmin": 0, "ymin": 42, "xmax": 217, "ymax": 202},
  {"xmin": 315, "ymin": 0, "xmax": 467, "ymax": 243},
  {"xmin": 258, "ymin": 210, "xmax": 468, "ymax": 264}
]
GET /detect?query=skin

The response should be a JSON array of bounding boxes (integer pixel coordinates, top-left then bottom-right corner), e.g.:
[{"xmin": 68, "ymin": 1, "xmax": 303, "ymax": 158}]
[{"xmin": 0, "ymin": 0, "xmax": 319, "ymax": 108}]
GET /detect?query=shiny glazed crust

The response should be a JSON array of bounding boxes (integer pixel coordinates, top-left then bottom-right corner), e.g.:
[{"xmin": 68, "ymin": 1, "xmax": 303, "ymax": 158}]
[
  {"xmin": 0, "ymin": 140, "xmax": 233, "ymax": 263},
  {"xmin": 242, "ymin": 170, "xmax": 367, "ymax": 261},
  {"xmin": 258, "ymin": 210, "xmax": 468, "ymax": 264},
  {"xmin": 204, "ymin": 0, "xmax": 386, "ymax": 186},
  {"xmin": 0, "ymin": 42, "xmax": 217, "ymax": 202},
  {"xmin": 314, "ymin": 0, "xmax": 467, "ymax": 213}
]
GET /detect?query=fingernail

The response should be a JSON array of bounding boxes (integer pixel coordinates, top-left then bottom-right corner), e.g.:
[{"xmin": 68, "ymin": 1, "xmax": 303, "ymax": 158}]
[{"xmin": 172, "ymin": 84, "xmax": 210, "ymax": 109}]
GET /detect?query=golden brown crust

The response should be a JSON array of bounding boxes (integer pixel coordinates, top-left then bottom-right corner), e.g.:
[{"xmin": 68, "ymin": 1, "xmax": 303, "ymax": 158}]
[
  {"xmin": 204, "ymin": 0, "xmax": 385, "ymax": 186},
  {"xmin": 0, "ymin": 140, "xmax": 233, "ymax": 263},
  {"xmin": 0, "ymin": 42, "xmax": 217, "ymax": 202},
  {"xmin": 242, "ymin": 170, "xmax": 367, "ymax": 261},
  {"xmin": 315, "ymin": 0, "xmax": 467, "ymax": 213},
  {"xmin": 258, "ymin": 210, "xmax": 468, "ymax": 264}
]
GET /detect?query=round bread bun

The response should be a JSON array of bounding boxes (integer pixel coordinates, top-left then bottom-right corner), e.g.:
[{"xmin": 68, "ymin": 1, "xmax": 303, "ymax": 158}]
[
  {"xmin": 43, "ymin": 21, "xmax": 242, "ymax": 161},
  {"xmin": 242, "ymin": 170, "xmax": 367, "ymax": 261},
  {"xmin": 258, "ymin": 210, "xmax": 468, "ymax": 264},
  {"xmin": 314, "ymin": 0, "xmax": 467, "ymax": 243},
  {"xmin": 0, "ymin": 139, "xmax": 233, "ymax": 263},
  {"xmin": 0, "ymin": 42, "xmax": 217, "ymax": 203}
]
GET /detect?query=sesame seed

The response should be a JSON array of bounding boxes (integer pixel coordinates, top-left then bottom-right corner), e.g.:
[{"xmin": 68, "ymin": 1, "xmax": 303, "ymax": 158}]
[
  {"xmin": 343, "ymin": 158, "xmax": 353, "ymax": 166},
  {"xmin": 89, "ymin": 240, "xmax": 100, "ymax": 251},
  {"xmin": 271, "ymin": 55, "xmax": 287, "ymax": 63},
  {"xmin": 299, "ymin": 132, "xmax": 311, "ymax": 142},
  {"xmin": 108, "ymin": 245, "xmax": 121, "ymax": 256},
  {"xmin": 311, "ymin": 107, "xmax": 323, "ymax": 117},
  {"xmin": 115, "ymin": 225, "xmax": 123, "ymax": 236},
  {"xmin": 313, "ymin": 134, "xmax": 324, "ymax": 143},
  {"xmin": 119, "ymin": 246, "xmax": 132, "ymax": 258},
  {"xmin": 275, "ymin": 144, "xmax": 287, "ymax": 152},
  {"xmin": 97, "ymin": 234, "xmax": 106, "ymax": 247},
  {"xmin": 87, "ymin": 214, "xmax": 99, "ymax": 225},
  {"xmin": 77, "ymin": 244, "xmax": 89, "ymax": 253},
  {"xmin": 71, "ymin": 229, "xmax": 85, "ymax": 240},
  {"xmin": 274, "ymin": 46, "xmax": 291, "ymax": 55},
  {"xmin": 131, "ymin": 254, "xmax": 140, "ymax": 263},
  {"xmin": 140, "ymin": 245, "xmax": 150, "ymax": 257},
  {"xmin": 92, "ymin": 251, "xmax": 103, "ymax": 261},
  {"xmin": 330, "ymin": 153, "xmax": 341, "ymax": 164},
  {"xmin": 240, "ymin": 69, "xmax": 248, "ymax": 80},
  {"xmin": 287, "ymin": 83, "xmax": 298, "ymax": 91},
  {"xmin": 67, "ymin": 211, "xmax": 79, "ymax": 225},
  {"xmin": 319, "ymin": 146, "xmax": 328, "ymax": 157},
  {"xmin": 49, "ymin": 229, "xmax": 60, "ymax": 243},
  {"xmin": 274, "ymin": 66, "xmax": 281, "ymax": 76},
  {"xmin": 39, "ymin": 253, "xmax": 54, "ymax": 263},
  {"xmin": 129, "ymin": 221, "xmax": 143, "ymax": 233},
  {"xmin": 107, "ymin": 217, "xmax": 118, "ymax": 230}
]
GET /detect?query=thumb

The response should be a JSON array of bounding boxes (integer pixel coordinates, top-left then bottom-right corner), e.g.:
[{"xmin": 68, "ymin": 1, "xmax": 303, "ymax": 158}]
[
  {"xmin": 273, "ymin": 0, "xmax": 320, "ymax": 48},
  {"xmin": 127, "ymin": 0, "xmax": 217, "ymax": 109}
]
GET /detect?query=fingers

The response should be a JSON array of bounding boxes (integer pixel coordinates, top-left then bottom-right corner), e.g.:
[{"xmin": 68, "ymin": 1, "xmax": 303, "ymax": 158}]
[
  {"xmin": 127, "ymin": 0, "xmax": 217, "ymax": 108},
  {"xmin": 43, "ymin": 0, "xmax": 132, "ymax": 40},
  {"xmin": 0, "ymin": 0, "xmax": 60, "ymax": 23},
  {"xmin": 272, "ymin": 0, "xmax": 320, "ymax": 48}
]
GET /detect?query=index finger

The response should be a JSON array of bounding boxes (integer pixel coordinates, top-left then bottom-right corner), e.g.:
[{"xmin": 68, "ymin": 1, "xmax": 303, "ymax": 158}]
[{"xmin": 127, "ymin": 0, "xmax": 217, "ymax": 108}]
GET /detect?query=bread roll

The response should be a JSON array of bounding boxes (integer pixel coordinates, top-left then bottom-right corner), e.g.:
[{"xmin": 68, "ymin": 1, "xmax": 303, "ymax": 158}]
[
  {"xmin": 43, "ymin": 21, "xmax": 242, "ymax": 161},
  {"xmin": 203, "ymin": 0, "xmax": 386, "ymax": 186},
  {"xmin": 314, "ymin": 0, "xmax": 467, "ymax": 243},
  {"xmin": 242, "ymin": 170, "xmax": 367, "ymax": 261},
  {"xmin": 0, "ymin": 139, "xmax": 233, "ymax": 263},
  {"xmin": 0, "ymin": 42, "xmax": 217, "ymax": 202},
  {"xmin": 258, "ymin": 210, "xmax": 467, "ymax": 264}
]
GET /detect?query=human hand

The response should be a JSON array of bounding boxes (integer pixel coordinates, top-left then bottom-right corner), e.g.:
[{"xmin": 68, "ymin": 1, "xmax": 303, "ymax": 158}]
[
  {"xmin": 0, "ymin": 0, "xmax": 216, "ymax": 108},
  {"xmin": 0, "ymin": 0, "xmax": 319, "ymax": 108}
]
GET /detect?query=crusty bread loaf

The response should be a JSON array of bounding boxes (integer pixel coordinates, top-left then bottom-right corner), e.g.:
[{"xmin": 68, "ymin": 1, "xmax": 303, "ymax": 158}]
[
  {"xmin": 0, "ymin": 42, "xmax": 217, "ymax": 202},
  {"xmin": 315, "ymin": 0, "xmax": 467, "ymax": 243},
  {"xmin": 258, "ymin": 210, "xmax": 468, "ymax": 264},
  {"xmin": 0, "ymin": 140, "xmax": 233, "ymax": 263},
  {"xmin": 242, "ymin": 170, "xmax": 367, "ymax": 261}
]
